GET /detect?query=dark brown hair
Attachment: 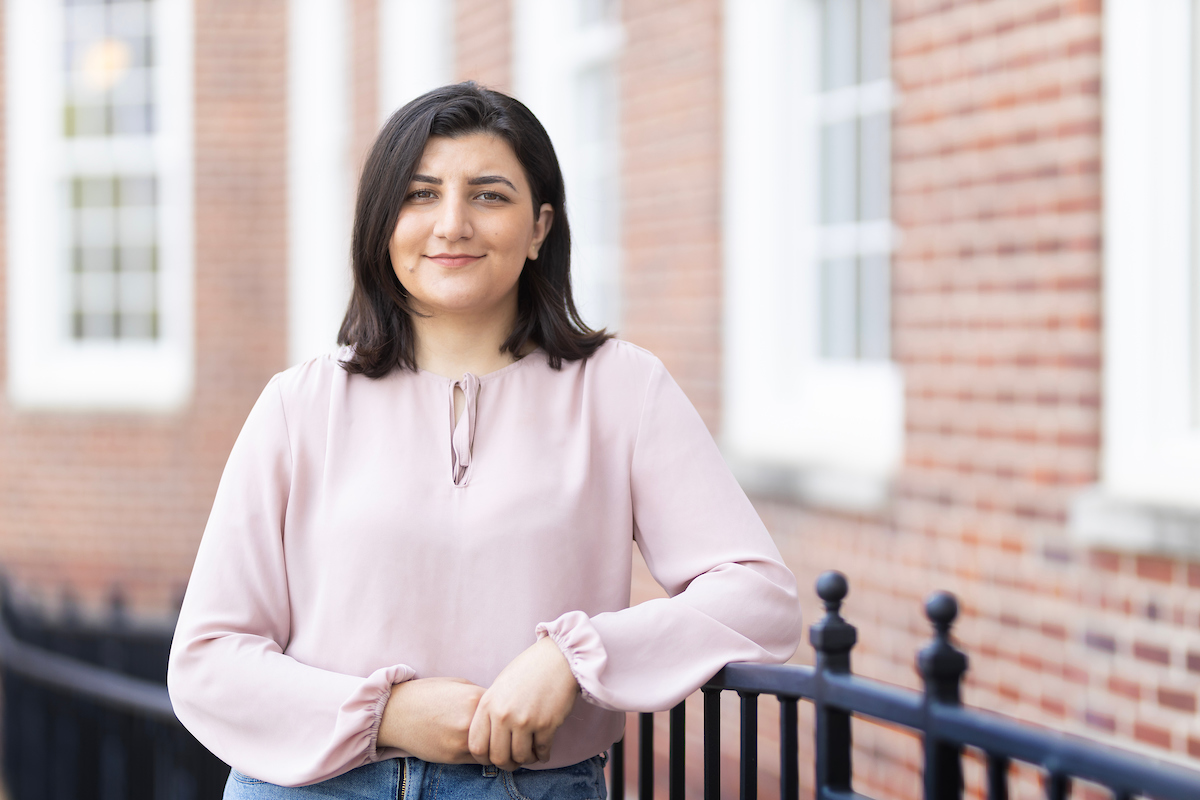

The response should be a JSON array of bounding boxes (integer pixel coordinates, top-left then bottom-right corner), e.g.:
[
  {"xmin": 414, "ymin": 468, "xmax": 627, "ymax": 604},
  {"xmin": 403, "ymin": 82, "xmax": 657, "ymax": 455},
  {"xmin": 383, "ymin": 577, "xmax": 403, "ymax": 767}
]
[{"xmin": 338, "ymin": 82, "xmax": 612, "ymax": 377}]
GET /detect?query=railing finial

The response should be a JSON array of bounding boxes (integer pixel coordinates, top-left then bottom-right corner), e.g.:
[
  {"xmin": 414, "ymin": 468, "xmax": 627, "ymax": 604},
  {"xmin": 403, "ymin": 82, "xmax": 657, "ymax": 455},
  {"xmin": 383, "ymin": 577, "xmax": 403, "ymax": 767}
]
[
  {"xmin": 925, "ymin": 591, "xmax": 958, "ymax": 637},
  {"xmin": 809, "ymin": 571, "xmax": 856, "ymax": 674},
  {"xmin": 816, "ymin": 570, "xmax": 848, "ymax": 614},
  {"xmin": 918, "ymin": 590, "xmax": 968, "ymax": 703}
]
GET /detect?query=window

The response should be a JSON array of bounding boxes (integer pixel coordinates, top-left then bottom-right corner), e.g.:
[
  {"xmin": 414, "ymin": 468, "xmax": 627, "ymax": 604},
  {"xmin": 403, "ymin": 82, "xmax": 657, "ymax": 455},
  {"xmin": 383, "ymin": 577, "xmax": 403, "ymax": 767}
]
[
  {"xmin": 722, "ymin": 0, "xmax": 902, "ymax": 511},
  {"xmin": 815, "ymin": 0, "xmax": 892, "ymax": 361},
  {"xmin": 514, "ymin": 0, "xmax": 623, "ymax": 332},
  {"xmin": 1072, "ymin": 0, "xmax": 1200, "ymax": 547},
  {"xmin": 7, "ymin": 0, "xmax": 193, "ymax": 410}
]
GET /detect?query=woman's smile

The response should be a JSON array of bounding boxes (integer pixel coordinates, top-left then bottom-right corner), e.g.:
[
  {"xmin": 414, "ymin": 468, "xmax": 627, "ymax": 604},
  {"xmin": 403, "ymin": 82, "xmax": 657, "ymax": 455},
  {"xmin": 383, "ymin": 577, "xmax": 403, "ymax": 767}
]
[{"xmin": 426, "ymin": 253, "xmax": 484, "ymax": 267}]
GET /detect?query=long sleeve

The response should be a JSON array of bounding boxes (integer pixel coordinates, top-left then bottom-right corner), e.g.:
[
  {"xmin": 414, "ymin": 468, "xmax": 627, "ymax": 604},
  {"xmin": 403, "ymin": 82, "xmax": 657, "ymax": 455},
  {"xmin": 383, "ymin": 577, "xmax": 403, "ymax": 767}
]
[
  {"xmin": 167, "ymin": 376, "xmax": 415, "ymax": 787},
  {"xmin": 537, "ymin": 359, "xmax": 803, "ymax": 712}
]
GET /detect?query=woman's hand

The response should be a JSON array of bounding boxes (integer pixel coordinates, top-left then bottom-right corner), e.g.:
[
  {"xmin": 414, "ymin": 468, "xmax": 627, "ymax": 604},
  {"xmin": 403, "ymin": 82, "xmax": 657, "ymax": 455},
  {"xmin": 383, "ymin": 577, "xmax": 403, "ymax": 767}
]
[
  {"xmin": 378, "ymin": 677, "xmax": 485, "ymax": 764},
  {"xmin": 468, "ymin": 636, "xmax": 580, "ymax": 771}
]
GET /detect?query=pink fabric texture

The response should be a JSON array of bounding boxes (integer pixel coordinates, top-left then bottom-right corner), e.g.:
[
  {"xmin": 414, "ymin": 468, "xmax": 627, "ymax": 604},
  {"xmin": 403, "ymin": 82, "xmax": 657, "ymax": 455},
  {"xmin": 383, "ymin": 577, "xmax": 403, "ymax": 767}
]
[{"xmin": 167, "ymin": 339, "xmax": 802, "ymax": 787}]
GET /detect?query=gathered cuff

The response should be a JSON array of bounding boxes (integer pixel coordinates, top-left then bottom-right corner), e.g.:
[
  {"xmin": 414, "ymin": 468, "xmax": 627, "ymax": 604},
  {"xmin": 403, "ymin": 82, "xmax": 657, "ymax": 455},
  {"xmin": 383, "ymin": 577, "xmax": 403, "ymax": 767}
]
[
  {"xmin": 536, "ymin": 610, "xmax": 618, "ymax": 711},
  {"xmin": 339, "ymin": 663, "xmax": 417, "ymax": 763}
]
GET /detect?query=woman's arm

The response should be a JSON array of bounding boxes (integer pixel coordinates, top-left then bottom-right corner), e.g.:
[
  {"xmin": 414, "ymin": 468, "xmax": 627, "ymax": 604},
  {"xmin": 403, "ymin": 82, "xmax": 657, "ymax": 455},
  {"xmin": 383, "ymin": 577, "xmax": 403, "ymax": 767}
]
[
  {"xmin": 378, "ymin": 677, "xmax": 486, "ymax": 763},
  {"xmin": 536, "ymin": 357, "xmax": 803, "ymax": 713},
  {"xmin": 168, "ymin": 376, "xmax": 419, "ymax": 787}
]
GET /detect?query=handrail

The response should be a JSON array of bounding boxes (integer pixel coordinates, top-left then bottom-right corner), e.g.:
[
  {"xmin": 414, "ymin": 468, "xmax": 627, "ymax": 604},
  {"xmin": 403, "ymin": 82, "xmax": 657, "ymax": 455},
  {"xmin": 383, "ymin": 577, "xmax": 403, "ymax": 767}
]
[{"xmin": 0, "ymin": 602, "xmax": 176, "ymax": 723}]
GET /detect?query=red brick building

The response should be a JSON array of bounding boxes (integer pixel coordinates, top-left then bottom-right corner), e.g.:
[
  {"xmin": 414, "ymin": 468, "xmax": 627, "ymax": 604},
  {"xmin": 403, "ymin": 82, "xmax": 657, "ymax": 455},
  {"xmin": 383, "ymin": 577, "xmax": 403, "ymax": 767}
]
[{"xmin": 3, "ymin": 0, "xmax": 1199, "ymax": 797}]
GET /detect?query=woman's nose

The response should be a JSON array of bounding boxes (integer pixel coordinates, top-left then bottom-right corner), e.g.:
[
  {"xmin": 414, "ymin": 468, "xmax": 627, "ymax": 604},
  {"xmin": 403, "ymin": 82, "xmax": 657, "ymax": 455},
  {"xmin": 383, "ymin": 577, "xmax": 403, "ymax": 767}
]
[{"xmin": 433, "ymin": 197, "xmax": 473, "ymax": 241}]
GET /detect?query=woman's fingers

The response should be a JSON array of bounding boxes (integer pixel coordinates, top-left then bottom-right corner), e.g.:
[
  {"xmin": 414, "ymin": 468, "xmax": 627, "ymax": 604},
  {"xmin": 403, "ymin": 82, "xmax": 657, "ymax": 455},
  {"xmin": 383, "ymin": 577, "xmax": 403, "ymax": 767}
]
[
  {"xmin": 508, "ymin": 726, "xmax": 537, "ymax": 768},
  {"xmin": 533, "ymin": 728, "xmax": 554, "ymax": 763},
  {"xmin": 467, "ymin": 704, "xmax": 493, "ymax": 766}
]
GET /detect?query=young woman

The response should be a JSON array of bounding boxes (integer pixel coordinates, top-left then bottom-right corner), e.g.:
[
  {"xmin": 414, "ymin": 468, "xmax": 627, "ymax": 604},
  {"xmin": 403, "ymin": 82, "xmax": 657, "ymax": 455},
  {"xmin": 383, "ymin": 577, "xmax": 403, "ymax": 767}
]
[{"xmin": 167, "ymin": 82, "xmax": 802, "ymax": 799}]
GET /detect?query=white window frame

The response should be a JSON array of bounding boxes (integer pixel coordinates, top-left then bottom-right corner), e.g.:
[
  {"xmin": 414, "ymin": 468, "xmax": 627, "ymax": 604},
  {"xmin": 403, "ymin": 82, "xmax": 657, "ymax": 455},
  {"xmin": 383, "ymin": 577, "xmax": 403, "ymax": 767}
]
[
  {"xmin": 513, "ymin": 0, "xmax": 624, "ymax": 333},
  {"xmin": 721, "ymin": 0, "xmax": 903, "ymax": 512},
  {"xmin": 1071, "ymin": 0, "xmax": 1200, "ymax": 550},
  {"xmin": 1101, "ymin": 0, "xmax": 1200, "ymax": 511},
  {"xmin": 6, "ymin": 0, "xmax": 194, "ymax": 411}
]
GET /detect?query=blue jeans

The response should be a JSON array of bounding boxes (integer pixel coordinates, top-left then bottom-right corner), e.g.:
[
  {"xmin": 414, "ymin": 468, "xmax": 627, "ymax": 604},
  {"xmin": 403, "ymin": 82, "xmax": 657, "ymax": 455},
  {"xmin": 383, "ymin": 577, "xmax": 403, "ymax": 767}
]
[{"xmin": 224, "ymin": 755, "xmax": 609, "ymax": 799}]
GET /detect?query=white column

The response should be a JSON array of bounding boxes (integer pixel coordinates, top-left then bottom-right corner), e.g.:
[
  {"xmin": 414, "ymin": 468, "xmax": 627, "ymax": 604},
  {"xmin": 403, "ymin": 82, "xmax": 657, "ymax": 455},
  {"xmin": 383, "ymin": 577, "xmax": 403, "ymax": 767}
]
[{"xmin": 288, "ymin": 0, "xmax": 353, "ymax": 367}]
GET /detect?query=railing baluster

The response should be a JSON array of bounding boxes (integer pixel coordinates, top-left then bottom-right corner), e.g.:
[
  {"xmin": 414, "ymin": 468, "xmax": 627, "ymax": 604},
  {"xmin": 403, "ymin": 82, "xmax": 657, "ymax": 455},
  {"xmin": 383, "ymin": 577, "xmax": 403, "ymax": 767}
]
[
  {"xmin": 670, "ymin": 701, "xmax": 686, "ymax": 800},
  {"xmin": 703, "ymin": 687, "xmax": 721, "ymax": 800},
  {"xmin": 739, "ymin": 691, "xmax": 758, "ymax": 800},
  {"xmin": 640, "ymin": 712, "xmax": 655, "ymax": 800},
  {"xmin": 1044, "ymin": 771, "xmax": 1069, "ymax": 800},
  {"xmin": 811, "ymin": 572, "xmax": 857, "ymax": 798},
  {"xmin": 986, "ymin": 754, "xmax": 1009, "ymax": 800},
  {"xmin": 610, "ymin": 738, "xmax": 624, "ymax": 800},
  {"xmin": 779, "ymin": 696, "xmax": 799, "ymax": 800}
]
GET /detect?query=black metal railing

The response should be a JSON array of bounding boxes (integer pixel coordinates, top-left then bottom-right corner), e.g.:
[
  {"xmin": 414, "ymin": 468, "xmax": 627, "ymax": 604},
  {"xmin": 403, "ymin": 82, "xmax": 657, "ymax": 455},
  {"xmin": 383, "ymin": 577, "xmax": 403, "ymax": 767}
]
[
  {"xmin": 610, "ymin": 571, "xmax": 1200, "ymax": 800},
  {"xmin": 0, "ymin": 590, "xmax": 228, "ymax": 799},
  {"xmin": 5, "ymin": 573, "xmax": 1200, "ymax": 799}
]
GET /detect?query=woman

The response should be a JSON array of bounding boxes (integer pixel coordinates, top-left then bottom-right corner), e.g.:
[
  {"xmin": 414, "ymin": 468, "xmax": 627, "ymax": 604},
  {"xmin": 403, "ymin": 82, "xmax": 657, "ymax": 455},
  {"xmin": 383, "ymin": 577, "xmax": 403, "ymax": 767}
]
[{"xmin": 167, "ymin": 82, "xmax": 802, "ymax": 798}]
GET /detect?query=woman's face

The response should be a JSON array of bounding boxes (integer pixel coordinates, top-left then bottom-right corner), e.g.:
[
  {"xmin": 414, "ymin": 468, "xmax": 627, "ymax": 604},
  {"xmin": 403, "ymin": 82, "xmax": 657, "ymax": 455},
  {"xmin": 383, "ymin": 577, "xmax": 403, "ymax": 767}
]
[{"xmin": 389, "ymin": 133, "xmax": 553, "ymax": 322}]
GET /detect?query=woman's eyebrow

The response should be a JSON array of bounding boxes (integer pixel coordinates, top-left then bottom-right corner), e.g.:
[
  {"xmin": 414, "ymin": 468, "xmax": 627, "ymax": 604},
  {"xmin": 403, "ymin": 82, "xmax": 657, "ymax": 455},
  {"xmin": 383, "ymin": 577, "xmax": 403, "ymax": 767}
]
[
  {"xmin": 409, "ymin": 174, "xmax": 518, "ymax": 192},
  {"xmin": 467, "ymin": 175, "xmax": 518, "ymax": 191}
]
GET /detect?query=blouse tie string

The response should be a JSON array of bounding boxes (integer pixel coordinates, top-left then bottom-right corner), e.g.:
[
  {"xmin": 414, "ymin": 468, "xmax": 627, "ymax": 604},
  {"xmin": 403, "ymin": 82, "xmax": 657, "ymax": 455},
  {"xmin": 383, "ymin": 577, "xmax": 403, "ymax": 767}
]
[{"xmin": 449, "ymin": 372, "xmax": 481, "ymax": 486}]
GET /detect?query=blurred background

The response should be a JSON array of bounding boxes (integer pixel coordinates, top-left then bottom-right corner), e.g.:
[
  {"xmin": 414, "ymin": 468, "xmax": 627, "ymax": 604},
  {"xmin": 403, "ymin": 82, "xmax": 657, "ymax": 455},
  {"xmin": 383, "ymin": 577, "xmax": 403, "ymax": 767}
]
[{"xmin": 2, "ymin": 0, "xmax": 1199, "ymax": 797}]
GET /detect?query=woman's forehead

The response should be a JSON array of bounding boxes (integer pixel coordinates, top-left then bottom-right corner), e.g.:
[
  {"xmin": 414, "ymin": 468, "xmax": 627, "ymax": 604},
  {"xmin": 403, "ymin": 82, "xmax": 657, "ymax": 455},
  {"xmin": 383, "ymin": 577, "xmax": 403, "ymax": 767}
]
[{"xmin": 415, "ymin": 133, "xmax": 525, "ymax": 186}]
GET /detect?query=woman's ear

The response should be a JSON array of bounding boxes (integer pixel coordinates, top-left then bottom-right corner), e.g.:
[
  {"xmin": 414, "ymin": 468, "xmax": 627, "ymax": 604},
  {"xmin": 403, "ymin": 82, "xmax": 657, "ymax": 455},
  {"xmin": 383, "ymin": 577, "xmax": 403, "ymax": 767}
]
[{"xmin": 528, "ymin": 203, "xmax": 554, "ymax": 260}]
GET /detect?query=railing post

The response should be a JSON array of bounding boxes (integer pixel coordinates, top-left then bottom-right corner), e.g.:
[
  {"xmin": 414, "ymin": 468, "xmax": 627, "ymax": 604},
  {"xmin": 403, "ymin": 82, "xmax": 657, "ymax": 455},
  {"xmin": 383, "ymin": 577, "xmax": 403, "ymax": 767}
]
[
  {"xmin": 703, "ymin": 687, "xmax": 721, "ymax": 800},
  {"xmin": 918, "ymin": 591, "xmax": 968, "ymax": 800},
  {"xmin": 670, "ymin": 700, "xmax": 685, "ymax": 800},
  {"xmin": 810, "ymin": 571, "xmax": 857, "ymax": 799}
]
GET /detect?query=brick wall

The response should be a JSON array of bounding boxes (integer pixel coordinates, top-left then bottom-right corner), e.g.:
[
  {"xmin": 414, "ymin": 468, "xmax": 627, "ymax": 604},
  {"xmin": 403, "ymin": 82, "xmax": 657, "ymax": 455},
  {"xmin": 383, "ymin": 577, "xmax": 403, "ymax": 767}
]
[
  {"xmin": 455, "ymin": 0, "xmax": 512, "ymax": 92},
  {"xmin": 350, "ymin": 0, "xmax": 380, "ymax": 172},
  {"xmin": 619, "ymin": 0, "xmax": 724, "ymax": 432},
  {"xmin": 0, "ymin": 0, "xmax": 290, "ymax": 617}
]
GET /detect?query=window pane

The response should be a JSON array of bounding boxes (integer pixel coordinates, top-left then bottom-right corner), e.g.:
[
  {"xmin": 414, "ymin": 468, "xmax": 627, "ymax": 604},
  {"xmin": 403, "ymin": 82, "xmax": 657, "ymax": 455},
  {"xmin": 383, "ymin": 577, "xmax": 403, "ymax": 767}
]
[
  {"xmin": 858, "ymin": 254, "xmax": 890, "ymax": 360},
  {"xmin": 859, "ymin": 111, "xmax": 889, "ymax": 222},
  {"xmin": 580, "ymin": 0, "xmax": 618, "ymax": 26},
  {"xmin": 821, "ymin": 0, "xmax": 858, "ymax": 90},
  {"xmin": 859, "ymin": 0, "xmax": 889, "ymax": 84},
  {"xmin": 62, "ymin": 1, "xmax": 160, "ymax": 342},
  {"xmin": 64, "ymin": 0, "xmax": 157, "ymax": 138},
  {"xmin": 820, "ymin": 258, "xmax": 858, "ymax": 359},
  {"xmin": 821, "ymin": 120, "xmax": 857, "ymax": 224}
]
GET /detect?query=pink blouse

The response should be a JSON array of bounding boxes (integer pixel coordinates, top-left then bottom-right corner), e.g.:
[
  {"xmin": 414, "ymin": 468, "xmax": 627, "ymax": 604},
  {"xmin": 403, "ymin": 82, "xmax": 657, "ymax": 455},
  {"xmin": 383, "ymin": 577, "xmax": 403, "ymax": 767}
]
[{"xmin": 167, "ymin": 339, "xmax": 802, "ymax": 787}]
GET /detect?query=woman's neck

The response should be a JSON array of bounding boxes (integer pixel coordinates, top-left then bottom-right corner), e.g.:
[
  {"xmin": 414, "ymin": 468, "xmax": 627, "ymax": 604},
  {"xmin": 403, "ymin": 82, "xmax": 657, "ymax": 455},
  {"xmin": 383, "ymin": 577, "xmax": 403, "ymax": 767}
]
[{"xmin": 411, "ymin": 305, "xmax": 524, "ymax": 379}]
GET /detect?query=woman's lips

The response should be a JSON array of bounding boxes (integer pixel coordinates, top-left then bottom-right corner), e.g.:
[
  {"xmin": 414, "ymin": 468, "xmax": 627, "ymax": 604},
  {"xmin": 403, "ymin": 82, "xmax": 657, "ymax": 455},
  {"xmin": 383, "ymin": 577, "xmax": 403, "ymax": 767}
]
[{"xmin": 427, "ymin": 254, "xmax": 483, "ymax": 267}]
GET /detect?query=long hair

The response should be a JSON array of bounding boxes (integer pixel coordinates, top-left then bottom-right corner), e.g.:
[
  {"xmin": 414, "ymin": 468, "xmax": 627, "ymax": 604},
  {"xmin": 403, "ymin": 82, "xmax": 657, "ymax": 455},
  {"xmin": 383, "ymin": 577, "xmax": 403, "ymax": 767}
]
[{"xmin": 338, "ymin": 82, "xmax": 611, "ymax": 377}]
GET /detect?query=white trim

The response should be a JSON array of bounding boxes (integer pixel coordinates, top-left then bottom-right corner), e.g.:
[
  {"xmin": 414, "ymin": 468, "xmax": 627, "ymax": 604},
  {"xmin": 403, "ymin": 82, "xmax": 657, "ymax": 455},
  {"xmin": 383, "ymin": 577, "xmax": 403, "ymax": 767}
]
[
  {"xmin": 514, "ymin": 0, "xmax": 624, "ymax": 332},
  {"xmin": 6, "ymin": 0, "xmax": 194, "ymax": 411},
  {"xmin": 287, "ymin": 0, "xmax": 353, "ymax": 367},
  {"xmin": 1101, "ymin": 0, "xmax": 1200, "ymax": 510},
  {"xmin": 377, "ymin": 0, "xmax": 455, "ymax": 122},
  {"xmin": 720, "ymin": 0, "xmax": 902, "ymax": 501}
]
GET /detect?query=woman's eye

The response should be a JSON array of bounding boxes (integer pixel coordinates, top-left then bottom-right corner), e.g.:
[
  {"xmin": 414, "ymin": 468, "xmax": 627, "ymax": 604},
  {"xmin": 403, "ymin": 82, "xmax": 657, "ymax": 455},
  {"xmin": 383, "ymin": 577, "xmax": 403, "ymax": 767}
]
[
  {"xmin": 407, "ymin": 189, "xmax": 435, "ymax": 201},
  {"xmin": 478, "ymin": 191, "xmax": 508, "ymax": 202}
]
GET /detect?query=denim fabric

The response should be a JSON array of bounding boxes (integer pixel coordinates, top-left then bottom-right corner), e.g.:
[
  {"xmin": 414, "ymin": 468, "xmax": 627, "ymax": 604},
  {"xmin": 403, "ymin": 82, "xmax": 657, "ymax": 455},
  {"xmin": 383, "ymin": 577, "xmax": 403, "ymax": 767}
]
[{"xmin": 224, "ymin": 755, "xmax": 608, "ymax": 800}]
